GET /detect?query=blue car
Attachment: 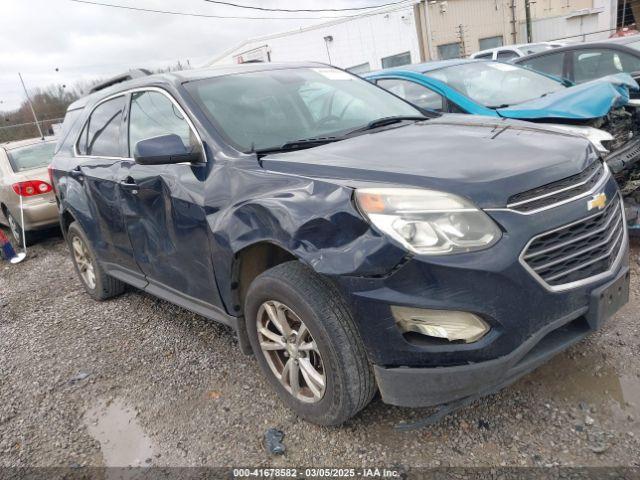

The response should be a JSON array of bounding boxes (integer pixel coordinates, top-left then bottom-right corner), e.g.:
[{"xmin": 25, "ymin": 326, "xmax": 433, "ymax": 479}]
[
  {"xmin": 367, "ymin": 59, "xmax": 640, "ymax": 228},
  {"xmin": 50, "ymin": 63, "xmax": 629, "ymax": 425}
]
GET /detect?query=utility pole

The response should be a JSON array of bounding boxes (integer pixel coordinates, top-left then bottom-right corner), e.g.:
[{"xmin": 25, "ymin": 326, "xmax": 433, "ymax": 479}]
[
  {"xmin": 456, "ymin": 24, "xmax": 467, "ymax": 58},
  {"xmin": 18, "ymin": 73, "xmax": 44, "ymax": 139},
  {"xmin": 524, "ymin": 0, "xmax": 533, "ymax": 43},
  {"xmin": 509, "ymin": 0, "xmax": 517, "ymax": 43}
]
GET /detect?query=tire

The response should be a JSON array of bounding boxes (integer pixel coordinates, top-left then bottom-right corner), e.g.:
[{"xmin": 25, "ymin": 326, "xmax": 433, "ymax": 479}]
[
  {"xmin": 5, "ymin": 210, "xmax": 34, "ymax": 247},
  {"xmin": 245, "ymin": 261, "xmax": 376, "ymax": 426},
  {"xmin": 67, "ymin": 221, "xmax": 125, "ymax": 301}
]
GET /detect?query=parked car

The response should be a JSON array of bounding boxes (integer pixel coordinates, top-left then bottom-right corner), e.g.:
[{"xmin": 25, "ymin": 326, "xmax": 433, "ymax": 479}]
[
  {"xmin": 366, "ymin": 60, "xmax": 640, "ymax": 229},
  {"xmin": 470, "ymin": 42, "xmax": 565, "ymax": 61},
  {"xmin": 0, "ymin": 137, "xmax": 58, "ymax": 245},
  {"xmin": 50, "ymin": 63, "xmax": 629, "ymax": 425},
  {"xmin": 513, "ymin": 41, "xmax": 640, "ymax": 86}
]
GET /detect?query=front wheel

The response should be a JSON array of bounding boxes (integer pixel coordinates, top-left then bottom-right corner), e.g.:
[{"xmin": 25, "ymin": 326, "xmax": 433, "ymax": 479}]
[{"xmin": 245, "ymin": 261, "xmax": 376, "ymax": 426}]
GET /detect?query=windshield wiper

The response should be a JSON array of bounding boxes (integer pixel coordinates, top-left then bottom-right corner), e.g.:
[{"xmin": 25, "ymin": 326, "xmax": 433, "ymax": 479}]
[
  {"xmin": 254, "ymin": 137, "xmax": 340, "ymax": 156},
  {"xmin": 344, "ymin": 115, "xmax": 428, "ymax": 136},
  {"xmin": 253, "ymin": 116, "xmax": 428, "ymax": 157}
]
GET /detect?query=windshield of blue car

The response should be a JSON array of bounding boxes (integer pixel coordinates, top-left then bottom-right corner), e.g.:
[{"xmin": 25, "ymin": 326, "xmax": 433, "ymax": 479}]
[
  {"xmin": 424, "ymin": 62, "xmax": 565, "ymax": 108},
  {"xmin": 6, "ymin": 142, "xmax": 56, "ymax": 172},
  {"xmin": 184, "ymin": 67, "xmax": 424, "ymax": 153}
]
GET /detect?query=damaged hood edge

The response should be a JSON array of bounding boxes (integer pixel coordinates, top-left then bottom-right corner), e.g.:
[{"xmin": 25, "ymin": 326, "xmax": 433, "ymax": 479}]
[{"xmin": 496, "ymin": 73, "xmax": 639, "ymax": 120}]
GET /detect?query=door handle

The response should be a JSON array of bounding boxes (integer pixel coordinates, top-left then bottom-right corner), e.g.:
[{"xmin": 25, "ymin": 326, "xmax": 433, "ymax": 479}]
[
  {"xmin": 120, "ymin": 177, "xmax": 139, "ymax": 193},
  {"xmin": 69, "ymin": 166, "xmax": 83, "ymax": 180}
]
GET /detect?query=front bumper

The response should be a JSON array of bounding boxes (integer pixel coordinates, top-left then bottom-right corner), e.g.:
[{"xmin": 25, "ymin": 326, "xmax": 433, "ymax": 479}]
[
  {"xmin": 374, "ymin": 265, "xmax": 629, "ymax": 408},
  {"xmin": 333, "ymin": 173, "xmax": 629, "ymax": 408}
]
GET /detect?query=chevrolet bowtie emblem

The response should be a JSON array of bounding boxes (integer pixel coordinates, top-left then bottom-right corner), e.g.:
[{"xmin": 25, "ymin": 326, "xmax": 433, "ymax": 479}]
[{"xmin": 588, "ymin": 192, "xmax": 607, "ymax": 211}]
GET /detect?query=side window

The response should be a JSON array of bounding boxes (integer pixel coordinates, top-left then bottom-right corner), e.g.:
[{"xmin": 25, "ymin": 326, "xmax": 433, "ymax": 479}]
[
  {"xmin": 573, "ymin": 48, "xmax": 640, "ymax": 82},
  {"xmin": 77, "ymin": 96, "xmax": 126, "ymax": 157},
  {"xmin": 474, "ymin": 53, "xmax": 493, "ymax": 60},
  {"xmin": 496, "ymin": 50, "xmax": 520, "ymax": 61},
  {"xmin": 377, "ymin": 78, "xmax": 444, "ymax": 111},
  {"xmin": 128, "ymin": 91, "xmax": 201, "ymax": 156},
  {"xmin": 519, "ymin": 52, "xmax": 565, "ymax": 78}
]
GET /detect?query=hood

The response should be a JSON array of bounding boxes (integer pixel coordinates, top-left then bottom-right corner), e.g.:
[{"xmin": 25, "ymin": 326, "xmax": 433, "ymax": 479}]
[
  {"xmin": 260, "ymin": 114, "xmax": 596, "ymax": 208},
  {"xmin": 496, "ymin": 73, "xmax": 639, "ymax": 120}
]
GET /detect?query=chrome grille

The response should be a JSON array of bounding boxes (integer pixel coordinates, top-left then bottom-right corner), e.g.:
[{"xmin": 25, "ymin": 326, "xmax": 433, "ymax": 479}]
[
  {"xmin": 507, "ymin": 161, "xmax": 606, "ymax": 213},
  {"xmin": 521, "ymin": 197, "xmax": 625, "ymax": 290}
]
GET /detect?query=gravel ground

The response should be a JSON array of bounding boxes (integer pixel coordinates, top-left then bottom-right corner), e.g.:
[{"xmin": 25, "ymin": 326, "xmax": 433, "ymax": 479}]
[{"xmin": 1, "ymin": 231, "xmax": 639, "ymax": 468}]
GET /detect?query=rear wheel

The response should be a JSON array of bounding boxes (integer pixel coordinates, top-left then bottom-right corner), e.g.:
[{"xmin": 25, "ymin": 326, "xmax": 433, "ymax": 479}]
[
  {"xmin": 67, "ymin": 222, "xmax": 125, "ymax": 300},
  {"xmin": 6, "ymin": 210, "xmax": 33, "ymax": 247},
  {"xmin": 245, "ymin": 261, "xmax": 376, "ymax": 425}
]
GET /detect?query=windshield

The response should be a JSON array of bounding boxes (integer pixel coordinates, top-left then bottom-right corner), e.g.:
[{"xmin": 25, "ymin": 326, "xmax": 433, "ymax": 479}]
[
  {"xmin": 424, "ymin": 62, "xmax": 565, "ymax": 108},
  {"xmin": 184, "ymin": 67, "xmax": 422, "ymax": 152},
  {"xmin": 6, "ymin": 142, "xmax": 56, "ymax": 172}
]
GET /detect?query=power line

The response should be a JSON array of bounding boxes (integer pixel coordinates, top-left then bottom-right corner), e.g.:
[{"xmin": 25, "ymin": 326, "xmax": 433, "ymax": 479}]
[
  {"xmin": 68, "ymin": 0, "xmax": 414, "ymax": 20},
  {"xmin": 202, "ymin": 0, "xmax": 411, "ymax": 12}
]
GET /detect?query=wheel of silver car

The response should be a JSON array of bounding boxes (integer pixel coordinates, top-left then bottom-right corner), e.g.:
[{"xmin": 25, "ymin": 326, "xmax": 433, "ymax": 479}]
[
  {"xmin": 6, "ymin": 211, "xmax": 23, "ymax": 245},
  {"xmin": 256, "ymin": 300, "xmax": 326, "ymax": 403},
  {"xmin": 71, "ymin": 236, "xmax": 96, "ymax": 290}
]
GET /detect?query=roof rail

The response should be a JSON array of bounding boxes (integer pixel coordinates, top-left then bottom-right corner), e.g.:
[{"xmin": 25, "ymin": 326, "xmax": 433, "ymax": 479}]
[{"xmin": 89, "ymin": 69, "xmax": 152, "ymax": 94}]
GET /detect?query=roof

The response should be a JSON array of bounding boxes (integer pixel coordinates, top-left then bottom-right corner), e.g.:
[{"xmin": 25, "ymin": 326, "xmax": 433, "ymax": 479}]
[
  {"xmin": 370, "ymin": 59, "xmax": 481, "ymax": 75},
  {"xmin": 1, "ymin": 136, "xmax": 56, "ymax": 151},
  {"xmin": 67, "ymin": 62, "xmax": 327, "ymax": 112},
  {"xmin": 513, "ymin": 40, "xmax": 640, "ymax": 62}
]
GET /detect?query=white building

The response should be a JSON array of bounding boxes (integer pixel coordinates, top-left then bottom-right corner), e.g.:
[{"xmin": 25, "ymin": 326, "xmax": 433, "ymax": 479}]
[{"xmin": 207, "ymin": 0, "xmax": 619, "ymax": 72}]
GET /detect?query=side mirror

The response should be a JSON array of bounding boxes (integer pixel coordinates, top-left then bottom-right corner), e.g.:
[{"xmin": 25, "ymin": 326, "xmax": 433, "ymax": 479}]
[{"xmin": 133, "ymin": 134, "xmax": 202, "ymax": 165}]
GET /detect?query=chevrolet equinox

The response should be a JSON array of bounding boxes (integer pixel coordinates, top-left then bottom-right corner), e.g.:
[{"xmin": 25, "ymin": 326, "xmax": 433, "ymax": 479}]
[{"xmin": 49, "ymin": 63, "xmax": 630, "ymax": 425}]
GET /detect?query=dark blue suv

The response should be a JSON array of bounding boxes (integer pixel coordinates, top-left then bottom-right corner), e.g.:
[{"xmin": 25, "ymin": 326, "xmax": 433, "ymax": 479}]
[{"xmin": 50, "ymin": 63, "xmax": 630, "ymax": 425}]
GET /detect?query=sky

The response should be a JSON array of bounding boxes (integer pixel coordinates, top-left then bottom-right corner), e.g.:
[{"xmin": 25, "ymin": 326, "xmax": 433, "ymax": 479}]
[{"xmin": 0, "ymin": 0, "xmax": 389, "ymax": 111}]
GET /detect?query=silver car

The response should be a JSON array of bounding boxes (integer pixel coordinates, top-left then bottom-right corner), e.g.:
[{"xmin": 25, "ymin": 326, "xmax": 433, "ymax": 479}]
[{"xmin": 0, "ymin": 137, "xmax": 58, "ymax": 245}]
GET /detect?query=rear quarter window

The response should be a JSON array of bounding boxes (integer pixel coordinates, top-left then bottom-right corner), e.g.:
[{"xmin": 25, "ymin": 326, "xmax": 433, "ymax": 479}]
[{"xmin": 54, "ymin": 108, "xmax": 83, "ymax": 154}]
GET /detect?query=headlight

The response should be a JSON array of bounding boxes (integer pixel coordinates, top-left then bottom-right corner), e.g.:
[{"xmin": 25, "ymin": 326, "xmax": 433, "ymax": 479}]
[
  {"xmin": 546, "ymin": 124, "xmax": 614, "ymax": 155},
  {"xmin": 355, "ymin": 188, "xmax": 502, "ymax": 255}
]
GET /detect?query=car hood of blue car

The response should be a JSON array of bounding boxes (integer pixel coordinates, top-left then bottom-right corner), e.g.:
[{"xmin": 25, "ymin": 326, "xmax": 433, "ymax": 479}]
[
  {"xmin": 496, "ymin": 73, "xmax": 638, "ymax": 120},
  {"xmin": 259, "ymin": 114, "xmax": 596, "ymax": 208}
]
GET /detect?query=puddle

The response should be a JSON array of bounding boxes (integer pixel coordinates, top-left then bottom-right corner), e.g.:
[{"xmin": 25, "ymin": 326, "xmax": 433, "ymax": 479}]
[
  {"xmin": 519, "ymin": 352, "xmax": 640, "ymax": 429},
  {"xmin": 84, "ymin": 398, "xmax": 155, "ymax": 467}
]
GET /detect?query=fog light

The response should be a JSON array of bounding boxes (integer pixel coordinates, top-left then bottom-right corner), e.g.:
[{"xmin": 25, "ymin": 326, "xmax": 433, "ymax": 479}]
[{"xmin": 391, "ymin": 306, "xmax": 489, "ymax": 343}]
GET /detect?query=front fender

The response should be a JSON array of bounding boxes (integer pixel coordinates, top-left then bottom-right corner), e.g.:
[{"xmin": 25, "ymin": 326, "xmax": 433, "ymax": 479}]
[{"xmin": 208, "ymin": 166, "xmax": 407, "ymax": 308}]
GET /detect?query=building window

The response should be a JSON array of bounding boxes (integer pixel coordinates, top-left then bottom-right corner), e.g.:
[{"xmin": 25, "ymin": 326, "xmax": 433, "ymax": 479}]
[
  {"xmin": 479, "ymin": 36, "xmax": 503, "ymax": 51},
  {"xmin": 381, "ymin": 52, "xmax": 412, "ymax": 69},
  {"xmin": 347, "ymin": 62, "xmax": 371, "ymax": 75},
  {"xmin": 437, "ymin": 43, "xmax": 461, "ymax": 60}
]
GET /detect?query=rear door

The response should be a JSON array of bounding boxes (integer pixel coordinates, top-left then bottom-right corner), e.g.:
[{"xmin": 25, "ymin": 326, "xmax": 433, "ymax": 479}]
[
  {"xmin": 118, "ymin": 88, "xmax": 223, "ymax": 309},
  {"xmin": 73, "ymin": 94, "xmax": 145, "ymax": 287}
]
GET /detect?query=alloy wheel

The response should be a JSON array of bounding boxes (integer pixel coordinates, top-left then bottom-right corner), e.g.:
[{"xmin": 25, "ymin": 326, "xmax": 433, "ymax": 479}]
[
  {"xmin": 7, "ymin": 214, "xmax": 21, "ymax": 245},
  {"xmin": 72, "ymin": 236, "xmax": 96, "ymax": 290},
  {"xmin": 256, "ymin": 300, "xmax": 326, "ymax": 403}
]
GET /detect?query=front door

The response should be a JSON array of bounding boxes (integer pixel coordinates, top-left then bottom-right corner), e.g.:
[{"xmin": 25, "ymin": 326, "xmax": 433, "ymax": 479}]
[{"xmin": 118, "ymin": 89, "xmax": 223, "ymax": 309}]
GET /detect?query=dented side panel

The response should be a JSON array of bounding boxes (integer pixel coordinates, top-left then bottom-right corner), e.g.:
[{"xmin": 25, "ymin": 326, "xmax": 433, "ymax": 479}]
[{"xmin": 205, "ymin": 159, "xmax": 407, "ymax": 312}]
